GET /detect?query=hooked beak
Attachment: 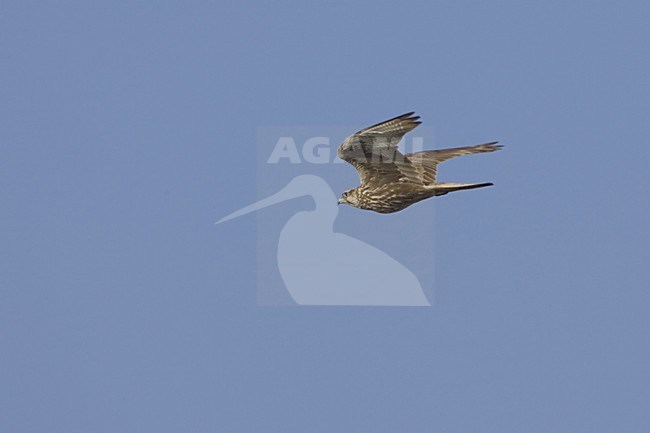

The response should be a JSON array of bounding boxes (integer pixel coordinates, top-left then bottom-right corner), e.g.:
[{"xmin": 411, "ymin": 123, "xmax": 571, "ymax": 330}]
[{"xmin": 337, "ymin": 197, "xmax": 345, "ymax": 205}]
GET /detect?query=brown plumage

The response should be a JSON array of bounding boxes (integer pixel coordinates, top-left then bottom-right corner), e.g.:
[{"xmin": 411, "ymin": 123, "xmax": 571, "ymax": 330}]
[{"xmin": 337, "ymin": 112, "xmax": 502, "ymax": 213}]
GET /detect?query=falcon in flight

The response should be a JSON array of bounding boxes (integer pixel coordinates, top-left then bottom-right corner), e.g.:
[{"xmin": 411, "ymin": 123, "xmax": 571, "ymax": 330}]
[{"xmin": 337, "ymin": 112, "xmax": 502, "ymax": 214}]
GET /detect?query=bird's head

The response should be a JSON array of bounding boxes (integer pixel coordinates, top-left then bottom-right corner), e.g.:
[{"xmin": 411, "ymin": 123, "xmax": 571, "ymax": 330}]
[{"xmin": 338, "ymin": 188, "xmax": 360, "ymax": 207}]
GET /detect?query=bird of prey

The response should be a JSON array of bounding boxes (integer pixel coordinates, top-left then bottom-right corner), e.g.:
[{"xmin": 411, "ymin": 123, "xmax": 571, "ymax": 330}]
[{"xmin": 337, "ymin": 112, "xmax": 502, "ymax": 214}]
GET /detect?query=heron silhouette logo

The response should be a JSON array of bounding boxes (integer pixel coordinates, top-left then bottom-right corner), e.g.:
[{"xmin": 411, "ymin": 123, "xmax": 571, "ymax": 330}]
[{"xmin": 216, "ymin": 125, "xmax": 435, "ymax": 306}]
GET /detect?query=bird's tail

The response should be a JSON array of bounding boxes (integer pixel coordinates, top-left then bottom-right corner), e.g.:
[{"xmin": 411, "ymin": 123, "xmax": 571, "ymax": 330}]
[{"xmin": 432, "ymin": 182, "xmax": 493, "ymax": 196}]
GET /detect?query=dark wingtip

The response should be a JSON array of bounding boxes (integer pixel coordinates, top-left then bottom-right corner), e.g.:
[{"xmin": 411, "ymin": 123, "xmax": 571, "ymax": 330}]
[
  {"xmin": 357, "ymin": 111, "xmax": 422, "ymax": 134},
  {"xmin": 479, "ymin": 142, "xmax": 503, "ymax": 152},
  {"xmin": 398, "ymin": 111, "xmax": 420, "ymax": 121}
]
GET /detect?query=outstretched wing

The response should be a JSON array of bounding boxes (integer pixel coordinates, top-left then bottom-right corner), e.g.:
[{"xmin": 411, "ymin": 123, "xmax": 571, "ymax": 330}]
[
  {"xmin": 406, "ymin": 142, "xmax": 502, "ymax": 185},
  {"xmin": 337, "ymin": 112, "xmax": 422, "ymax": 187}
]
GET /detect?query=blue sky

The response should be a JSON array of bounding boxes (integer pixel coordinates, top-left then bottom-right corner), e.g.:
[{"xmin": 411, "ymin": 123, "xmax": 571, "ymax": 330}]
[{"xmin": 2, "ymin": 1, "xmax": 649, "ymax": 432}]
